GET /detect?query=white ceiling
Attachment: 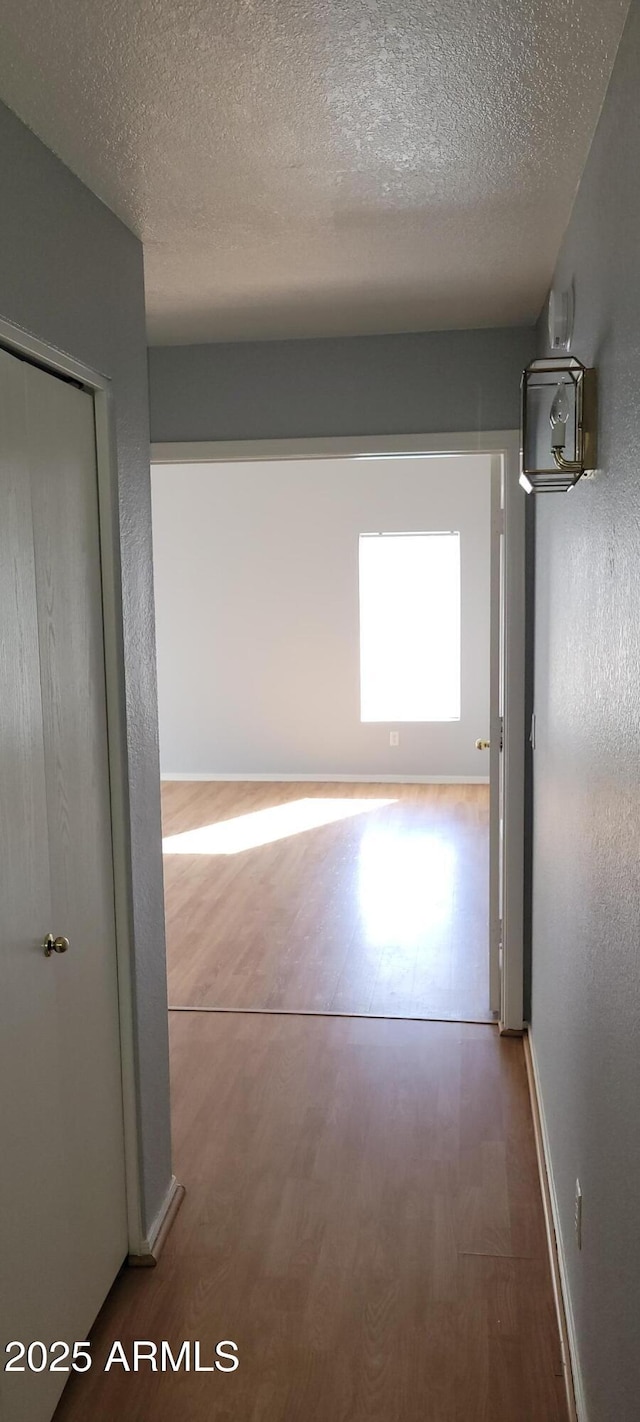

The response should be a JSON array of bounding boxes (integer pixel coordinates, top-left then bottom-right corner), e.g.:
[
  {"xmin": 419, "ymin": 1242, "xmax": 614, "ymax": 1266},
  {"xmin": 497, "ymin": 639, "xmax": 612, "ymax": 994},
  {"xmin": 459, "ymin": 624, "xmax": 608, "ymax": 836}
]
[{"xmin": 0, "ymin": 0, "xmax": 630, "ymax": 344}]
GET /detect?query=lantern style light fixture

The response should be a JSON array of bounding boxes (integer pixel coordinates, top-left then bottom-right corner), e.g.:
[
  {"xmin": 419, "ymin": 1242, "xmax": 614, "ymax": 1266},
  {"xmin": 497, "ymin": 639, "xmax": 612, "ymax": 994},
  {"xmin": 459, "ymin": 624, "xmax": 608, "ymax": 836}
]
[
  {"xmin": 520, "ymin": 355, "xmax": 597, "ymax": 493},
  {"xmin": 520, "ymin": 289, "xmax": 597, "ymax": 493}
]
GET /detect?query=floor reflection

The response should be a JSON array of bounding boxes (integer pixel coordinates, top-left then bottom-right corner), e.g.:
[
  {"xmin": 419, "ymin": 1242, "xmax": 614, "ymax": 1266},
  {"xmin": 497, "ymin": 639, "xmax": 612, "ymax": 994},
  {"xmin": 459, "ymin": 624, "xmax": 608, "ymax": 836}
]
[
  {"xmin": 162, "ymin": 782, "xmax": 491, "ymax": 1020},
  {"xmin": 358, "ymin": 827, "xmax": 456, "ymax": 950}
]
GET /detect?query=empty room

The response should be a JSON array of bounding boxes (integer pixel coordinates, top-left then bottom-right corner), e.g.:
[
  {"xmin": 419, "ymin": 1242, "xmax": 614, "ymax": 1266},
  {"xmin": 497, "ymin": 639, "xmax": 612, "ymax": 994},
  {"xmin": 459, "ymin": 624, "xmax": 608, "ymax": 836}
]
[
  {"xmin": 1, "ymin": 3, "xmax": 639, "ymax": 1422},
  {"xmin": 152, "ymin": 448, "xmax": 499, "ymax": 1024}
]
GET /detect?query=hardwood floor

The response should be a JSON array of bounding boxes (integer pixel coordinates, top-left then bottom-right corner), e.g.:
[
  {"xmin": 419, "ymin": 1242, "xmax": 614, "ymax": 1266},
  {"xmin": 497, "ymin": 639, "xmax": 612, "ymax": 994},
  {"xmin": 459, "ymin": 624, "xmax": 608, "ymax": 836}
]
[
  {"xmin": 162, "ymin": 781, "xmax": 491, "ymax": 1020},
  {"xmin": 54, "ymin": 1014, "xmax": 567, "ymax": 1422}
]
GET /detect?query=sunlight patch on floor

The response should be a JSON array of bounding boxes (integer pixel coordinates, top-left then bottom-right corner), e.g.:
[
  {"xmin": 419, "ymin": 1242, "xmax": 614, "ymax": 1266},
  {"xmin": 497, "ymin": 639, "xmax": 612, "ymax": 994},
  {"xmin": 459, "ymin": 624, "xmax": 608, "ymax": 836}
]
[{"xmin": 162, "ymin": 796, "xmax": 396, "ymax": 855}]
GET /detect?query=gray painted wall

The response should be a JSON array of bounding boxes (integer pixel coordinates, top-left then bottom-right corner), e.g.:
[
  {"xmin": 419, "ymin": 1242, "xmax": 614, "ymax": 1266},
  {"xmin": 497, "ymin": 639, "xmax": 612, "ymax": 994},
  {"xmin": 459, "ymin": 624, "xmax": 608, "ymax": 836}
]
[
  {"xmin": 151, "ymin": 455, "xmax": 491, "ymax": 780},
  {"xmin": 148, "ymin": 326, "xmax": 534, "ymax": 444},
  {"xmin": 0, "ymin": 100, "xmax": 171, "ymax": 1234},
  {"xmin": 531, "ymin": 4, "xmax": 640, "ymax": 1417}
]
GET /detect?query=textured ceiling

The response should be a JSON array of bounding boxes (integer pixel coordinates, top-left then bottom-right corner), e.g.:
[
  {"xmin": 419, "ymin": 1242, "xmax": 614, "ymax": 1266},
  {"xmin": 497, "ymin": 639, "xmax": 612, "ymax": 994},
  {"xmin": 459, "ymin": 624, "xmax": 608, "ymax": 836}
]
[{"xmin": 0, "ymin": 0, "xmax": 630, "ymax": 344}]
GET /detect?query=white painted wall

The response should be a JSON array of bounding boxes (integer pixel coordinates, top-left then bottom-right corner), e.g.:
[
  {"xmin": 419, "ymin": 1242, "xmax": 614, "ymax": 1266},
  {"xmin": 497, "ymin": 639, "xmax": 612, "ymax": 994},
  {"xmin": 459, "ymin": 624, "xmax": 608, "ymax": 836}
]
[{"xmin": 151, "ymin": 454, "xmax": 491, "ymax": 779}]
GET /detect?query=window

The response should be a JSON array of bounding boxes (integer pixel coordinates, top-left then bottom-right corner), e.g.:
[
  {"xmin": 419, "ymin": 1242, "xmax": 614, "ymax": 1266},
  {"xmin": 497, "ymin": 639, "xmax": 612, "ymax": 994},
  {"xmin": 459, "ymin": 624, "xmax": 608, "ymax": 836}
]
[{"xmin": 359, "ymin": 532, "xmax": 460, "ymax": 722}]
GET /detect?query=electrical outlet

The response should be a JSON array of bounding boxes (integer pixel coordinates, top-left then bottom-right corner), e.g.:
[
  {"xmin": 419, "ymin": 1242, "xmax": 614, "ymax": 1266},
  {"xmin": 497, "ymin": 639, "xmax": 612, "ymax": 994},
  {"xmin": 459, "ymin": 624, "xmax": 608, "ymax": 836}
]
[
  {"xmin": 574, "ymin": 1180, "xmax": 583, "ymax": 1249},
  {"xmin": 389, "ymin": 731, "xmax": 399, "ymax": 747}
]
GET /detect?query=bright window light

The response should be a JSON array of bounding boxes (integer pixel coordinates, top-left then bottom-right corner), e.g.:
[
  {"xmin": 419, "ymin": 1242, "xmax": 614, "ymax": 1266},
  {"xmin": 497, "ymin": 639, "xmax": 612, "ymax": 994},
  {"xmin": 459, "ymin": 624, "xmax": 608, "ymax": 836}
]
[
  {"xmin": 162, "ymin": 797, "xmax": 395, "ymax": 855},
  {"xmin": 359, "ymin": 532, "xmax": 461, "ymax": 722}
]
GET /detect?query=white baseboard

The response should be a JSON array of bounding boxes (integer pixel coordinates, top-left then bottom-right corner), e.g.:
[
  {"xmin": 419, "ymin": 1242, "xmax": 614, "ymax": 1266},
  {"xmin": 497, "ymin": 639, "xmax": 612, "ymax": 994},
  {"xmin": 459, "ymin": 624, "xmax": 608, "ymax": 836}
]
[
  {"xmin": 160, "ymin": 772, "xmax": 490, "ymax": 785},
  {"xmin": 128, "ymin": 1175, "xmax": 185, "ymax": 1268},
  {"xmin": 525, "ymin": 1030, "xmax": 585, "ymax": 1421}
]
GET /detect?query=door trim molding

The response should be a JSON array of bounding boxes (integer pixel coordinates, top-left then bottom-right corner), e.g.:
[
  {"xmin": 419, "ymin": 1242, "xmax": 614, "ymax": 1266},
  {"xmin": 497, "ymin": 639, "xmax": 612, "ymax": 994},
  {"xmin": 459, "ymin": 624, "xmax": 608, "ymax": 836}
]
[
  {"xmin": 0, "ymin": 316, "xmax": 146, "ymax": 1254},
  {"xmin": 151, "ymin": 430, "xmax": 525, "ymax": 1032},
  {"xmin": 161, "ymin": 772, "xmax": 490, "ymax": 784},
  {"xmin": 127, "ymin": 1176, "xmax": 185, "ymax": 1268},
  {"xmin": 499, "ymin": 431, "xmax": 525, "ymax": 1032},
  {"xmin": 489, "ymin": 458, "xmax": 502, "ymax": 1013},
  {"xmin": 152, "ymin": 432, "xmax": 516, "ymax": 464}
]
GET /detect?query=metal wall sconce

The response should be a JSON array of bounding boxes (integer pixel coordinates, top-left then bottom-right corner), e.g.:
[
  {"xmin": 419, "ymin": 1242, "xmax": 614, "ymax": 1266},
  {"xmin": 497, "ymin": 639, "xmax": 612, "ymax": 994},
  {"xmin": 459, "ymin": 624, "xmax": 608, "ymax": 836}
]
[{"xmin": 520, "ymin": 355, "xmax": 597, "ymax": 493}]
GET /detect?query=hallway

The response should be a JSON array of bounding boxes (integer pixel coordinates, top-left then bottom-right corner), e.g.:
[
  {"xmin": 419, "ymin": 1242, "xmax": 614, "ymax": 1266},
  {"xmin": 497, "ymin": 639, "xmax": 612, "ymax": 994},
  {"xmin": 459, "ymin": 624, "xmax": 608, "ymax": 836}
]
[{"xmin": 54, "ymin": 1014, "xmax": 567, "ymax": 1422}]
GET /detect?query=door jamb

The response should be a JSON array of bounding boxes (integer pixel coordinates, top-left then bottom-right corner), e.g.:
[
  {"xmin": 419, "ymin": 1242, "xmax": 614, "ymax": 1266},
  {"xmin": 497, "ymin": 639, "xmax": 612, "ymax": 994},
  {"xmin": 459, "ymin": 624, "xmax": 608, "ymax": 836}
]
[
  {"xmin": 488, "ymin": 457, "xmax": 502, "ymax": 1015},
  {"xmin": 151, "ymin": 431, "xmax": 525, "ymax": 1032},
  {"xmin": 499, "ymin": 432, "xmax": 526, "ymax": 1033},
  {"xmin": 0, "ymin": 315, "xmax": 146, "ymax": 1251}
]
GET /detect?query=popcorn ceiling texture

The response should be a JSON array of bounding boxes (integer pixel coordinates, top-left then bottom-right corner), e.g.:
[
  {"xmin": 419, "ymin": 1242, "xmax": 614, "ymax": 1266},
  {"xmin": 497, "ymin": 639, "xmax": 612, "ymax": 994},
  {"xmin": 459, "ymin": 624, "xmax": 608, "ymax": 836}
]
[{"xmin": 0, "ymin": 0, "xmax": 630, "ymax": 342}]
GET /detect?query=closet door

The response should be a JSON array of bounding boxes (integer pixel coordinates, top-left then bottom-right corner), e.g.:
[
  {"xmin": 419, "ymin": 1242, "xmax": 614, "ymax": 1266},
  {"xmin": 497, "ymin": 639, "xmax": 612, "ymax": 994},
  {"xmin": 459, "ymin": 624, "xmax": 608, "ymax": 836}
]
[
  {"xmin": 0, "ymin": 349, "xmax": 61, "ymax": 1421},
  {"xmin": 0, "ymin": 349, "xmax": 128, "ymax": 1422}
]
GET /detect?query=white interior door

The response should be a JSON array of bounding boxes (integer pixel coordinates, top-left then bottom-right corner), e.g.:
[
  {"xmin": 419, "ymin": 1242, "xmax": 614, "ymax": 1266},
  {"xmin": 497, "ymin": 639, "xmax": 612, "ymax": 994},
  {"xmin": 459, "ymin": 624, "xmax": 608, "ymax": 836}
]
[
  {"xmin": 487, "ymin": 450, "xmax": 526, "ymax": 1029},
  {"xmin": 0, "ymin": 348, "xmax": 128, "ymax": 1422}
]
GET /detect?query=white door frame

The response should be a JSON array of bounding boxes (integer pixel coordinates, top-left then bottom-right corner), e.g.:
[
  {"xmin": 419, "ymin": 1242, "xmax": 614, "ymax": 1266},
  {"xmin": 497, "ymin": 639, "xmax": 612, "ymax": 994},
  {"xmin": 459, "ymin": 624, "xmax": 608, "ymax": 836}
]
[
  {"xmin": 151, "ymin": 431, "xmax": 525, "ymax": 1033},
  {"xmin": 489, "ymin": 463, "xmax": 503, "ymax": 1015},
  {"xmin": 0, "ymin": 316, "xmax": 146, "ymax": 1251}
]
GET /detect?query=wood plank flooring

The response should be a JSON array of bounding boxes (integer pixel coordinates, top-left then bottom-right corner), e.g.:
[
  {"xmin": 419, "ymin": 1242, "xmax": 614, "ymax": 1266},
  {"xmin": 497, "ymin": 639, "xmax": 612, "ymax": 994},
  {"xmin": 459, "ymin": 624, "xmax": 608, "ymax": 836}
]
[
  {"xmin": 162, "ymin": 781, "xmax": 491, "ymax": 1020},
  {"xmin": 54, "ymin": 1014, "xmax": 568, "ymax": 1422}
]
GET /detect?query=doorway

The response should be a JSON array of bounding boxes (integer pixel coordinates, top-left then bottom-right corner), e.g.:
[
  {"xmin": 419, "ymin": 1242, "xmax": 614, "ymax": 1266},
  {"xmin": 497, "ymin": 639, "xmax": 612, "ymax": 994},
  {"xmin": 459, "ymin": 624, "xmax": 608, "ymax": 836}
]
[{"xmin": 150, "ymin": 434, "xmax": 524, "ymax": 1031}]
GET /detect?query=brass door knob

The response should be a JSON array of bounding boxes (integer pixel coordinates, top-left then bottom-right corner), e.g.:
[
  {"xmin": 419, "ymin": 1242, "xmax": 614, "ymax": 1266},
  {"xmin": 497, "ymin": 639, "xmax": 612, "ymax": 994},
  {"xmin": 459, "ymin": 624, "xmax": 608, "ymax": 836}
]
[
  {"xmin": 43, "ymin": 933, "xmax": 70, "ymax": 957},
  {"xmin": 475, "ymin": 739, "xmax": 490, "ymax": 750}
]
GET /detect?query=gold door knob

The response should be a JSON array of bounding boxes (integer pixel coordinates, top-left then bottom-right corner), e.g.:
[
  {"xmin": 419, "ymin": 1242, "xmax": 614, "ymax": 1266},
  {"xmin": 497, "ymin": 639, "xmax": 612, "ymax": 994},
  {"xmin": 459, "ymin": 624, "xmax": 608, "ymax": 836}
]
[
  {"xmin": 475, "ymin": 739, "xmax": 490, "ymax": 750},
  {"xmin": 43, "ymin": 933, "xmax": 70, "ymax": 957}
]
